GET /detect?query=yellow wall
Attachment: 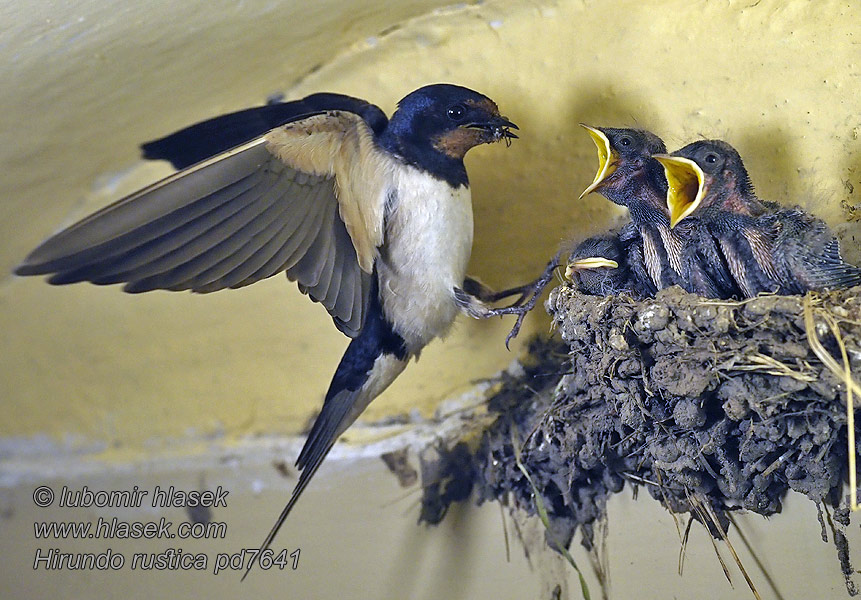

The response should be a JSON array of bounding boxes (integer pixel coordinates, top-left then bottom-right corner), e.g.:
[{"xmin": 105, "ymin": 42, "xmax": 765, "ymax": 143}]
[
  {"xmin": 4, "ymin": 2, "xmax": 861, "ymax": 598},
  {"xmin": 3, "ymin": 0, "xmax": 860, "ymax": 458}
]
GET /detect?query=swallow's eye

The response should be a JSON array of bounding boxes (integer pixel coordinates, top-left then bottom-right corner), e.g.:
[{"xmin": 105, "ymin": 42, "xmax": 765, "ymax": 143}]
[
  {"xmin": 705, "ymin": 153, "xmax": 719, "ymax": 164},
  {"xmin": 447, "ymin": 104, "xmax": 467, "ymax": 121},
  {"xmin": 619, "ymin": 136, "xmax": 633, "ymax": 147}
]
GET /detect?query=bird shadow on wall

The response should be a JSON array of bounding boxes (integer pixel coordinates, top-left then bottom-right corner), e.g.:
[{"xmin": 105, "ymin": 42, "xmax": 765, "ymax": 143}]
[
  {"xmin": 464, "ymin": 92, "xmax": 557, "ymax": 290},
  {"xmin": 383, "ymin": 501, "xmax": 477, "ymax": 600},
  {"xmin": 735, "ymin": 124, "xmax": 801, "ymax": 208}
]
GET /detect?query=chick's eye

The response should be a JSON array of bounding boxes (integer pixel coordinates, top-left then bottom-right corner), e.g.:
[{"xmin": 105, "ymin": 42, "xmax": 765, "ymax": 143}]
[
  {"xmin": 447, "ymin": 104, "xmax": 466, "ymax": 121},
  {"xmin": 705, "ymin": 153, "xmax": 719, "ymax": 164},
  {"xmin": 619, "ymin": 136, "xmax": 632, "ymax": 147}
]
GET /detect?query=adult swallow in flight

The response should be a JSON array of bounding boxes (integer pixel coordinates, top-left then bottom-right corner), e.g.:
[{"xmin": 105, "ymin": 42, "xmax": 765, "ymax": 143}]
[
  {"xmin": 14, "ymin": 84, "xmax": 520, "ymax": 577},
  {"xmin": 579, "ymin": 126, "xmax": 738, "ymax": 298},
  {"xmin": 655, "ymin": 139, "xmax": 861, "ymax": 296}
]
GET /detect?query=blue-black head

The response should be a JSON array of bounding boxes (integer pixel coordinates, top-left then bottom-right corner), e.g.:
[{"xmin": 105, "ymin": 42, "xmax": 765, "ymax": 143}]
[{"xmin": 380, "ymin": 84, "xmax": 517, "ymax": 186}]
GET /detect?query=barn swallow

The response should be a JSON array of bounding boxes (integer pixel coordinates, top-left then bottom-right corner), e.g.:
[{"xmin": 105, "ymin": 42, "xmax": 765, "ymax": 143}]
[
  {"xmin": 580, "ymin": 126, "xmax": 738, "ymax": 298},
  {"xmin": 564, "ymin": 236, "xmax": 624, "ymax": 295},
  {"xmin": 655, "ymin": 139, "xmax": 861, "ymax": 295},
  {"xmin": 14, "ymin": 84, "xmax": 519, "ymax": 577},
  {"xmin": 579, "ymin": 126, "xmax": 685, "ymax": 292},
  {"xmin": 564, "ymin": 223, "xmax": 654, "ymax": 297}
]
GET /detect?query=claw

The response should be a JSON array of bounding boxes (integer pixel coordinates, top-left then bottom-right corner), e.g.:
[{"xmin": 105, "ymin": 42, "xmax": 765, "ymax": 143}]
[{"xmin": 479, "ymin": 254, "xmax": 562, "ymax": 349}]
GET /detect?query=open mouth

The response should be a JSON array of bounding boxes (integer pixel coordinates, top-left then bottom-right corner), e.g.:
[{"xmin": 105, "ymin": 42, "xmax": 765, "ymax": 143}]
[
  {"xmin": 579, "ymin": 125, "xmax": 618, "ymax": 199},
  {"xmin": 652, "ymin": 155, "xmax": 705, "ymax": 228},
  {"xmin": 565, "ymin": 256, "xmax": 619, "ymax": 279}
]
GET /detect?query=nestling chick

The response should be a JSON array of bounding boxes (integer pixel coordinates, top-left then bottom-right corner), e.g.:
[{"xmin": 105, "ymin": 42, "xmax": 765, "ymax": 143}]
[
  {"xmin": 580, "ymin": 126, "xmax": 738, "ymax": 298},
  {"xmin": 579, "ymin": 126, "xmax": 681, "ymax": 291},
  {"xmin": 564, "ymin": 223, "xmax": 654, "ymax": 297},
  {"xmin": 655, "ymin": 139, "xmax": 861, "ymax": 296}
]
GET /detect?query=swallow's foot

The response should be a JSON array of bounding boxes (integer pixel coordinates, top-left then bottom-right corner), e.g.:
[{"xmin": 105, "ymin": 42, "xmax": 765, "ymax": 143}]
[{"xmin": 459, "ymin": 254, "xmax": 561, "ymax": 348}]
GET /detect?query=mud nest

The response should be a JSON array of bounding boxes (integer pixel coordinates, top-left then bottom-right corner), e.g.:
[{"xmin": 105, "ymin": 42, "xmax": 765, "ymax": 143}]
[{"xmin": 419, "ymin": 284, "xmax": 861, "ymax": 592}]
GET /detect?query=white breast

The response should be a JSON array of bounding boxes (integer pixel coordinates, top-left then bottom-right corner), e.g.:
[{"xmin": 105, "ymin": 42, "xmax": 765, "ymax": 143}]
[{"xmin": 377, "ymin": 165, "xmax": 474, "ymax": 351}]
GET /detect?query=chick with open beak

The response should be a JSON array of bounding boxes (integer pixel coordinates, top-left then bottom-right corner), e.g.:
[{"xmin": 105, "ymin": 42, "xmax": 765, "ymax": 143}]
[
  {"xmin": 655, "ymin": 139, "xmax": 861, "ymax": 296},
  {"xmin": 579, "ymin": 125, "xmax": 688, "ymax": 293}
]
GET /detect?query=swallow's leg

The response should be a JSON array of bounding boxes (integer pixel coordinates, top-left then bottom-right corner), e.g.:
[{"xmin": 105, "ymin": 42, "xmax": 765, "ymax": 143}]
[
  {"xmin": 453, "ymin": 286, "xmax": 494, "ymax": 319},
  {"xmin": 455, "ymin": 254, "xmax": 561, "ymax": 347},
  {"xmin": 464, "ymin": 252, "xmax": 562, "ymax": 305},
  {"xmin": 462, "ymin": 277, "xmax": 534, "ymax": 306}
]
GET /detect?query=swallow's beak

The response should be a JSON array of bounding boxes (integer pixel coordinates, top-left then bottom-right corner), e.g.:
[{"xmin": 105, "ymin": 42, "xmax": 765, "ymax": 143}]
[
  {"xmin": 653, "ymin": 155, "xmax": 705, "ymax": 228},
  {"xmin": 579, "ymin": 125, "xmax": 618, "ymax": 199},
  {"xmin": 464, "ymin": 116, "xmax": 519, "ymax": 145},
  {"xmin": 564, "ymin": 256, "xmax": 619, "ymax": 280}
]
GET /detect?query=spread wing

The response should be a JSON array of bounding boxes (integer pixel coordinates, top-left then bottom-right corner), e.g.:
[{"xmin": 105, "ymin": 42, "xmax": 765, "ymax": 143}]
[
  {"xmin": 141, "ymin": 93, "xmax": 389, "ymax": 169},
  {"xmin": 15, "ymin": 110, "xmax": 396, "ymax": 338}
]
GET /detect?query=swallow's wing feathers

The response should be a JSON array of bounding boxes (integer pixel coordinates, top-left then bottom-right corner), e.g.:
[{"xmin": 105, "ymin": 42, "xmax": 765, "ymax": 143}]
[
  {"xmin": 264, "ymin": 111, "xmax": 392, "ymax": 274},
  {"xmin": 16, "ymin": 111, "xmax": 394, "ymax": 337},
  {"xmin": 804, "ymin": 238, "xmax": 861, "ymax": 289},
  {"xmin": 770, "ymin": 210, "xmax": 861, "ymax": 292},
  {"xmin": 141, "ymin": 93, "xmax": 389, "ymax": 169}
]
